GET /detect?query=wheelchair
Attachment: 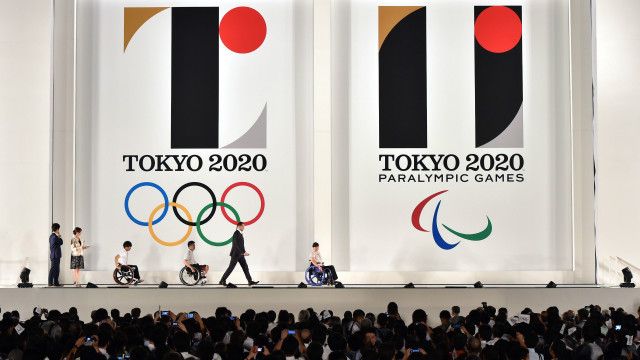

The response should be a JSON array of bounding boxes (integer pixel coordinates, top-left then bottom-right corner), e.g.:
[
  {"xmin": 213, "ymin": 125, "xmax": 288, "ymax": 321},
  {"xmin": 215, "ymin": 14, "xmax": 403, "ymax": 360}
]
[
  {"xmin": 113, "ymin": 265, "xmax": 136, "ymax": 285},
  {"xmin": 179, "ymin": 266, "xmax": 205, "ymax": 286},
  {"xmin": 305, "ymin": 264, "xmax": 334, "ymax": 287}
]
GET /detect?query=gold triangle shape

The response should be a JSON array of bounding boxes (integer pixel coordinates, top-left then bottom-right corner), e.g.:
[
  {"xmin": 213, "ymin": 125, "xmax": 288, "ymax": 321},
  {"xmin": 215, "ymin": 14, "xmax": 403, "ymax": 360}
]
[
  {"xmin": 379, "ymin": 6, "xmax": 423, "ymax": 50},
  {"xmin": 124, "ymin": 7, "xmax": 169, "ymax": 52}
]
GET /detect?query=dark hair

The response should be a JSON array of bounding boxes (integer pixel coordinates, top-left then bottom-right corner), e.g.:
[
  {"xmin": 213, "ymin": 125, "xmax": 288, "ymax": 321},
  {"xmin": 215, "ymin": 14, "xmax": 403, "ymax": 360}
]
[
  {"xmin": 412, "ymin": 309, "xmax": 427, "ymax": 324},
  {"xmin": 52, "ymin": 223, "xmax": 60, "ymax": 232},
  {"xmin": 306, "ymin": 341, "xmax": 324, "ymax": 360},
  {"xmin": 131, "ymin": 307, "xmax": 141, "ymax": 318},
  {"xmin": 73, "ymin": 227, "xmax": 82, "ymax": 235},
  {"xmin": 377, "ymin": 313, "xmax": 388, "ymax": 327},
  {"xmin": 111, "ymin": 308, "xmax": 120, "ymax": 319},
  {"xmin": 123, "ymin": 241, "xmax": 132, "ymax": 248},
  {"xmin": 439, "ymin": 310, "xmax": 452, "ymax": 320},
  {"xmin": 387, "ymin": 302, "xmax": 399, "ymax": 315},
  {"xmin": 282, "ymin": 336, "xmax": 299, "ymax": 356},
  {"xmin": 237, "ymin": 222, "xmax": 245, "ymax": 227},
  {"xmin": 187, "ymin": 240, "xmax": 195, "ymax": 247},
  {"xmin": 452, "ymin": 306, "xmax": 460, "ymax": 314},
  {"xmin": 312, "ymin": 242, "xmax": 319, "ymax": 248}
]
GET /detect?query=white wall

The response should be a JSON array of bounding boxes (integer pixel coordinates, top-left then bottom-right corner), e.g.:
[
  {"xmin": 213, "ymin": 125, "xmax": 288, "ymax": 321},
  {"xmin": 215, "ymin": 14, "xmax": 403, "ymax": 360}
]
[
  {"xmin": 1, "ymin": 0, "xmax": 639, "ymax": 286},
  {"xmin": 0, "ymin": 0, "xmax": 52, "ymax": 284},
  {"xmin": 595, "ymin": 0, "xmax": 640, "ymax": 284},
  {"xmin": 2, "ymin": 287, "xmax": 640, "ymax": 324}
]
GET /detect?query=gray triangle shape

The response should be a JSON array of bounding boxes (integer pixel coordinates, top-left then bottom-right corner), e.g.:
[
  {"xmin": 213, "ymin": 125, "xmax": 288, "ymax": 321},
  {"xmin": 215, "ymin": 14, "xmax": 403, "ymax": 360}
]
[
  {"xmin": 480, "ymin": 103, "xmax": 523, "ymax": 148},
  {"xmin": 223, "ymin": 104, "xmax": 267, "ymax": 149}
]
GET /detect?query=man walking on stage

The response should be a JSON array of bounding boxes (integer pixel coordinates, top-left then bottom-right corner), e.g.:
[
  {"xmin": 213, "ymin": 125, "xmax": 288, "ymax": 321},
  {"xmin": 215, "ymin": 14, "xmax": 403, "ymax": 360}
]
[{"xmin": 219, "ymin": 222, "xmax": 259, "ymax": 286}]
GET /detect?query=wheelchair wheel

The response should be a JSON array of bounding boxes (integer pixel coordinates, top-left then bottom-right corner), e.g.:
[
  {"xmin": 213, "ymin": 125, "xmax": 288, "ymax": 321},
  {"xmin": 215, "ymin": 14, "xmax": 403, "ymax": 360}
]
[
  {"xmin": 179, "ymin": 266, "xmax": 201, "ymax": 286},
  {"xmin": 113, "ymin": 266, "xmax": 135, "ymax": 285},
  {"xmin": 305, "ymin": 266, "xmax": 325, "ymax": 287}
]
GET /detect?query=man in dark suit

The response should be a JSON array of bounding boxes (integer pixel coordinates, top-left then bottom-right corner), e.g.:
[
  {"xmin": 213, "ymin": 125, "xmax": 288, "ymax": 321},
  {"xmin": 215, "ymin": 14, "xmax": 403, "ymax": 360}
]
[
  {"xmin": 48, "ymin": 223, "xmax": 63, "ymax": 286},
  {"xmin": 219, "ymin": 222, "xmax": 259, "ymax": 286}
]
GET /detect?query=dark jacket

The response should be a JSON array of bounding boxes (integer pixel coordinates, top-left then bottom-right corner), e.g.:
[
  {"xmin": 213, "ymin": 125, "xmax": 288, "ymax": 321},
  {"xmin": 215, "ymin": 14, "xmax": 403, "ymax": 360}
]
[
  {"xmin": 229, "ymin": 230, "xmax": 245, "ymax": 257},
  {"xmin": 49, "ymin": 233, "xmax": 63, "ymax": 260}
]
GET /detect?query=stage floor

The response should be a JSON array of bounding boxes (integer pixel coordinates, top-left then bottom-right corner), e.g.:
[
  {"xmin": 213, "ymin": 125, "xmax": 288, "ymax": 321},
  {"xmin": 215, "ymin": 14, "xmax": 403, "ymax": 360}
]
[{"xmin": 1, "ymin": 285, "xmax": 637, "ymax": 322}]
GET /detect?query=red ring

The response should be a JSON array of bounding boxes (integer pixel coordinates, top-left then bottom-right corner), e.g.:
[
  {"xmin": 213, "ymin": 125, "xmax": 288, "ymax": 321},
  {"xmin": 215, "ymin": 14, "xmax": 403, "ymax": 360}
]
[{"xmin": 220, "ymin": 182, "xmax": 265, "ymax": 226}]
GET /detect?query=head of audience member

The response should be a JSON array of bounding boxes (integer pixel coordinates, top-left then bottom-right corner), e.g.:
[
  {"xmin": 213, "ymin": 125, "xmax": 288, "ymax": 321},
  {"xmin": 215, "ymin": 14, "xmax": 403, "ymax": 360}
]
[
  {"xmin": 412, "ymin": 309, "xmax": 427, "ymax": 325},
  {"xmin": 440, "ymin": 310, "xmax": 452, "ymax": 328}
]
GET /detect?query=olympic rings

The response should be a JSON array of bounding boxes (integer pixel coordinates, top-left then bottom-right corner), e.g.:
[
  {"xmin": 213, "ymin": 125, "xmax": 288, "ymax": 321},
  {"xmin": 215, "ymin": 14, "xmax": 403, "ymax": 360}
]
[
  {"xmin": 148, "ymin": 202, "xmax": 193, "ymax": 246},
  {"xmin": 124, "ymin": 181, "xmax": 265, "ymax": 247},
  {"xmin": 172, "ymin": 182, "xmax": 217, "ymax": 226},
  {"xmin": 220, "ymin": 182, "xmax": 265, "ymax": 226},
  {"xmin": 196, "ymin": 202, "xmax": 240, "ymax": 246},
  {"xmin": 125, "ymin": 182, "xmax": 169, "ymax": 226}
]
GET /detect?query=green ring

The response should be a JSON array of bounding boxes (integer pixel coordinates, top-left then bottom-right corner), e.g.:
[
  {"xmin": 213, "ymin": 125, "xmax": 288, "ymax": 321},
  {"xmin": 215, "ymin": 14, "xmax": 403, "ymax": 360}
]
[{"xmin": 196, "ymin": 202, "xmax": 240, "ymax": 246}]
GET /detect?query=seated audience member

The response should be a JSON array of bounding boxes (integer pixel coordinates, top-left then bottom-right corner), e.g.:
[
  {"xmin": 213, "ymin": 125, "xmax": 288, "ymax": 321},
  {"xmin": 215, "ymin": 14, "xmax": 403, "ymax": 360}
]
[{"xmin": 0, "ymin": 301, "xmax": 636, "ymax": 360}]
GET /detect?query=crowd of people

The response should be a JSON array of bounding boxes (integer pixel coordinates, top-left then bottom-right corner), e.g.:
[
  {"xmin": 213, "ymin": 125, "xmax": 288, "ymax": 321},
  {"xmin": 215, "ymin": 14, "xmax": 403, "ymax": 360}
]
[{"xmin": 0, "ymin": 301, "xmax": 638, "ymax": 360}]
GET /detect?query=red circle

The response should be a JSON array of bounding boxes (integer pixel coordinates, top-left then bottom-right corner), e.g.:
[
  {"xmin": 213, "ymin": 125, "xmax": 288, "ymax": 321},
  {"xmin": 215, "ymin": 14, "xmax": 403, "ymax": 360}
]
[
  {"xmin": 220, "ymin": 182, "xmax": 265, "ymax": 226},
  {"xmin": 474, "ymin": 6, "xmax": 521, "ymax": 54},
  {"xmin": 219, "ymin": 7, "xmax": 267, "ymax": 54}
]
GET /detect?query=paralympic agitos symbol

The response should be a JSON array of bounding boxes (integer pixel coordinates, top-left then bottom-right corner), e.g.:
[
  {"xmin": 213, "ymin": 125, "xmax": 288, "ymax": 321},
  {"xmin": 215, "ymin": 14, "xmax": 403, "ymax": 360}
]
[
  {"xmin": 124, "ymin": 181, "xmax": 265, "ymax": 247},
  {"xmin": 411, "ymin": 190, "xmax": 492, "ymax": 250}
]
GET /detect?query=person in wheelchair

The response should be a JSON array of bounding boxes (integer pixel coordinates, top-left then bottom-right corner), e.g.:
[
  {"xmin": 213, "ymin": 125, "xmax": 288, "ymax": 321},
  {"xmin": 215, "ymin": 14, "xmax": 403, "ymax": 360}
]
[
  {"xmin": 114, "ymin": 241, "xmax": 143, "ymax": 284},
  {"xmin": 309, "ymin": 242, "xmax": 338, "ymax": 284},
  {"xmin": 183, "ymin": 241, "xmax": 209, "ymax": 284}
]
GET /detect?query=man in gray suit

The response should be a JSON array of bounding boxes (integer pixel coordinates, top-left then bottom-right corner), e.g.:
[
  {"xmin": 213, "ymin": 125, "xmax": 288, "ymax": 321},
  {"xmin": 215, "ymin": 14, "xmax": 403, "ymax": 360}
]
[{"xmin": 219, "ymin": 222, "xmax": 259, "ymax": 286}]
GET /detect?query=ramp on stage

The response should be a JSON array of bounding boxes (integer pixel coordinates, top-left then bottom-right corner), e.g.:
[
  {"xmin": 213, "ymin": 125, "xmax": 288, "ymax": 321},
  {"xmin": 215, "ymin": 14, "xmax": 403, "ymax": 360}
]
[{"xmin": 0, "ymin": 285, "xmax": 637, "ymax": 322}]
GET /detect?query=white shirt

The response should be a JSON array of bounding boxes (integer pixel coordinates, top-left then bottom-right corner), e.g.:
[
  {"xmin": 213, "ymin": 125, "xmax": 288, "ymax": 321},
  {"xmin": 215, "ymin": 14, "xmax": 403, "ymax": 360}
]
[
  {"xmin": 118, "ymin": 250, "xmax": 129, "ymax": 265},
  {"xmin": 184, "ymin": 249, "xmax": 196, "ymax": 264},
  {"xmin": 347, "ymin": 320, "xmax": 360, "ymax": 335},
  {"xmin": 322, "ymin": 344, "xmax": 331, "ymax": 360},
  {"xmin": 528, "ymin": 348, "xmax": 543, "ymax": 360},
  {"xmin": 309, "ymin": 250, "xmax": 323, "ymax": 264},
  {"xmin": 180, "ymin": 352, "xmax": 199, "ymax": 360},
  {"xmin": 70, "ymin": 237, "xmax": 84, "ymax": 256}
]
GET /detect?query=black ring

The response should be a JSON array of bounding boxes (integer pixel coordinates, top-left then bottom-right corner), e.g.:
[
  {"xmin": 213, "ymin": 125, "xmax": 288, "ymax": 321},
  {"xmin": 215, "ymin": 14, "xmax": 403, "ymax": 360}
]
[{"xmin": 172, "ymin": 182, "xmax": 217, "ymax": 226}]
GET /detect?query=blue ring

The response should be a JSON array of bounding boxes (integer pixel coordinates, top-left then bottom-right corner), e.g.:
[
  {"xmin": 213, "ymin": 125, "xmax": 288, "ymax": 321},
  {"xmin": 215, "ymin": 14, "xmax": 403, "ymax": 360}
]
[{"xmin": 124, "ymin": 182, "xmax": 169, "ymax": 226}]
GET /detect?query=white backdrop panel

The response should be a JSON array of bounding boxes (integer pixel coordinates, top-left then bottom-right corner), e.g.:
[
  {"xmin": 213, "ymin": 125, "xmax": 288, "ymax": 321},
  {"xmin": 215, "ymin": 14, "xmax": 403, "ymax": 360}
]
[
  {"xmin": 74, "ymin": 0, "xmax": 312, "ymax": 272},
  {"xmin": 343, "ymin": 0, "xmax": 573, "ymax": 271}
]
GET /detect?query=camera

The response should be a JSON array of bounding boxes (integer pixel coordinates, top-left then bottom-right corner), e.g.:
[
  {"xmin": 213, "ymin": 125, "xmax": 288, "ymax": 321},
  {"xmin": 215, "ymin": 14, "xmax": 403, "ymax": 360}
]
[
  {"xmin": 84, "ymin": 336, "xmax": 94, "ymax": 346},
  {"xmin": 160, "ymin": 310, "xmax": 169, "ymax": 317},
  {"xmin": 187, "ymin": 312, "xmax": 194, "ymax": 319},
  {"xmin": 288, "ymin": 330, "xmax": 296, "ymax": 335}
]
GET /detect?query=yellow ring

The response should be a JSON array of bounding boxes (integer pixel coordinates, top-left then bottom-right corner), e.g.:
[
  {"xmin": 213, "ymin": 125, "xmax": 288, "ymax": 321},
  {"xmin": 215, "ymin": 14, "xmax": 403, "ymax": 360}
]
[{"xmin": 148, "ymin": 202, "xmax": 193, "ymax": 246}]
